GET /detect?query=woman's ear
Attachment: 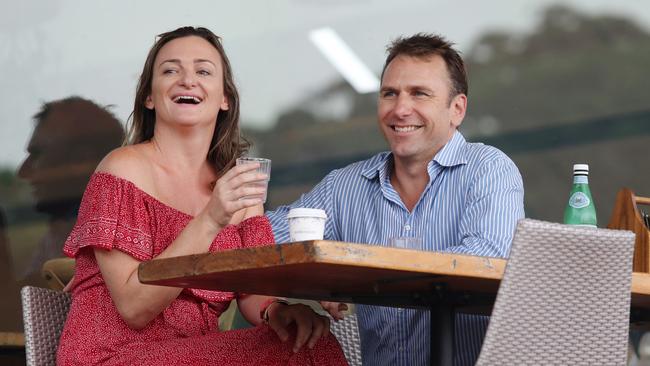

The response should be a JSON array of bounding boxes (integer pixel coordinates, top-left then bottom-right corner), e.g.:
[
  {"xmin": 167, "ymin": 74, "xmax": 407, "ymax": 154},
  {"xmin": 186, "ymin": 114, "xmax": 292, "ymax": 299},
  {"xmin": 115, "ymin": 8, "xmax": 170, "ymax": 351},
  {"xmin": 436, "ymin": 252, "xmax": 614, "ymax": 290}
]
[{"xmin": 145, "ymin": 95, "xmax": 155, "ymax": 110}]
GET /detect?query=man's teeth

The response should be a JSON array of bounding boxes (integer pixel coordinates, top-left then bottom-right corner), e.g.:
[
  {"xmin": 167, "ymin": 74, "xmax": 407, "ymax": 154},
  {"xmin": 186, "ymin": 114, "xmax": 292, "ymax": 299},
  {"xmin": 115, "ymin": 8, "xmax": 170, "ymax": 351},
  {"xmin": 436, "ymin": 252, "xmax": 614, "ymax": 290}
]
[{"xmin": 394, "ymin": 126, "xmax": 419, "ymax": 132}]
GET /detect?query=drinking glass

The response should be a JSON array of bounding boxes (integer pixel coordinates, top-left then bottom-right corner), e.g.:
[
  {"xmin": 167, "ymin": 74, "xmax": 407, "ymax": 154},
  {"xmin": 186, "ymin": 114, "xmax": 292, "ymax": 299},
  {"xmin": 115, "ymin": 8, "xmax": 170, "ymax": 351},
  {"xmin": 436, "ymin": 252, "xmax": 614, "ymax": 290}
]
[
  {"xmin": 236, "ymin": 157, "xmax": 271, "ymax": 203},
  {"xmin": 388, "ymin": 237, "xmax": 423, "ymax": 250}
]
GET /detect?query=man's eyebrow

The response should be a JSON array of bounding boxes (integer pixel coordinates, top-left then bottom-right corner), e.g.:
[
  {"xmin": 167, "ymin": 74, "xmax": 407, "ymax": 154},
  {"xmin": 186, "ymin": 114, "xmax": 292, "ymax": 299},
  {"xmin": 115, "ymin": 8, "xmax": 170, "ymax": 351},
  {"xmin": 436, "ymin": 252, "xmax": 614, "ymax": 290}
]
[{"xmin": 408, "ymin": 84, "xmax": 433, "ymax": 91}]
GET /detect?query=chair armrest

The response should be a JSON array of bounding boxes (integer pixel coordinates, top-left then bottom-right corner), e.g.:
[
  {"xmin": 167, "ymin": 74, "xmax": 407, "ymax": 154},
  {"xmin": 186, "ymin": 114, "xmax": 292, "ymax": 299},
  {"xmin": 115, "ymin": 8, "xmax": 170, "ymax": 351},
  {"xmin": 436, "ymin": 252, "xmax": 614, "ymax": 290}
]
[{"xmin": 41, "ymin": 258, "xmax": 75, "ymax": 291}]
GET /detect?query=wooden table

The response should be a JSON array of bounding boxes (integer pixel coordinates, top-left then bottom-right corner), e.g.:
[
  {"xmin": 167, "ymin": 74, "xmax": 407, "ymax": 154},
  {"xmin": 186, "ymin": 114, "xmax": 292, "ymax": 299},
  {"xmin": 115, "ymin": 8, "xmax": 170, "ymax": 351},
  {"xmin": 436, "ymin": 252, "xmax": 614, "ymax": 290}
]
[{"xmin": 138, "ymin": 240, "xmax": 650, "ymax": 365}]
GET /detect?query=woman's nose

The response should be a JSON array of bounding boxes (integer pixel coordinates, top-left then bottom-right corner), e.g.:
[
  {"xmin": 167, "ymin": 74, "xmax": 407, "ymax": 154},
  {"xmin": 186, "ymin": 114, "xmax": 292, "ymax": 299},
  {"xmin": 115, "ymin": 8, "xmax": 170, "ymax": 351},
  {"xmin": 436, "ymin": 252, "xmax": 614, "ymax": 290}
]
[{"xmin": 179, "ymin": 71, "xmax": 196, "ymax": 88}]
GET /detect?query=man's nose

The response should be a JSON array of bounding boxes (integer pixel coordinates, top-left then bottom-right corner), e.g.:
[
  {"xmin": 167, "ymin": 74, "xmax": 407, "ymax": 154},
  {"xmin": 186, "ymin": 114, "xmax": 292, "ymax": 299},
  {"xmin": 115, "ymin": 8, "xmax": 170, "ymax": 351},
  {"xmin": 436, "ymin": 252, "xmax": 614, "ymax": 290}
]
[
  {"xmin": 17, "ymin": 156, "xmax": 32, "ymax": 179},
  {"xmin": 393, "ymin": 95, "xmax": 413, "ymax": 117}
]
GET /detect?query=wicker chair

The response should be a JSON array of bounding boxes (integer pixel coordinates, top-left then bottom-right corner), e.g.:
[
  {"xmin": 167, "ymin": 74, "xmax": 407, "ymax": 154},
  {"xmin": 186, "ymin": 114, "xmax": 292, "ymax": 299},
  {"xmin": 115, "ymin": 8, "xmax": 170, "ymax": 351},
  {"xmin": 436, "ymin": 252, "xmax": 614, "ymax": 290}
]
[
  {"xmin": 330, "ymin": 312, "xmax": 363, "ymax": 366},
  {"xmin": 21, "ymin": 286, "xmax": 71, "ymax": 366},
  {"xmin": 476, "ymin": 219, "xmax": 635, "ymax": 365}
]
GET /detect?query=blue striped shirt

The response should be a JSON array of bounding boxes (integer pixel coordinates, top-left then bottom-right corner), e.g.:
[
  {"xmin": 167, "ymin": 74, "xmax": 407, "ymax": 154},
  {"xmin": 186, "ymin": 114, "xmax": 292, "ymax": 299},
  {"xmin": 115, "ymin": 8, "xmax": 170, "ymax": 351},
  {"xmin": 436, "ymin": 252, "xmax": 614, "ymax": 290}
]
[{"xmin": 266, "ymin": 130, "xmax": 525, "ymax": 366}]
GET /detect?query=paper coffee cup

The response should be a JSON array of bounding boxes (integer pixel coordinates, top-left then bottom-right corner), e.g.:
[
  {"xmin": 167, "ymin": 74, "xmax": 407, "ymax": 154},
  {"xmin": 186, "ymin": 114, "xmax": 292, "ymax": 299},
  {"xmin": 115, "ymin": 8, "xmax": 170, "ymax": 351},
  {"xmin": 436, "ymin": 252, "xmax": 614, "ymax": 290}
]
[{"xmin": 287, "ymin": 208, "xmax": 327, "ymax": 241}]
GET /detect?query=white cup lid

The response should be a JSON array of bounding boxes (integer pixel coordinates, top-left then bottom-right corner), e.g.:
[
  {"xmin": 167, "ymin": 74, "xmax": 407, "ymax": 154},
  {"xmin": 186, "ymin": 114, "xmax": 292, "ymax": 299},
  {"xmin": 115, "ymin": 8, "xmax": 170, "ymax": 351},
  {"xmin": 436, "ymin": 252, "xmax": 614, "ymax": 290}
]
[{"xmin": 287, "ymin": 208, "xmax": 327, "ymax": 219}]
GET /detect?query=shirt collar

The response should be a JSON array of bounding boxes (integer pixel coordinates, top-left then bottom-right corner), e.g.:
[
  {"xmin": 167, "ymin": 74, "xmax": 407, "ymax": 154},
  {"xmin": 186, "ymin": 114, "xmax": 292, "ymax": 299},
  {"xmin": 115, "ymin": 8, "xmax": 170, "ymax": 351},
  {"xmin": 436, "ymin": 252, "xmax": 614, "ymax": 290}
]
[
  {"xmin": 432, "ymin": 130, "xmax": 468, "ymax": 168},
  {"xmin": 361, "ymin": 130, "xmax": 468, "ymax": 180}
]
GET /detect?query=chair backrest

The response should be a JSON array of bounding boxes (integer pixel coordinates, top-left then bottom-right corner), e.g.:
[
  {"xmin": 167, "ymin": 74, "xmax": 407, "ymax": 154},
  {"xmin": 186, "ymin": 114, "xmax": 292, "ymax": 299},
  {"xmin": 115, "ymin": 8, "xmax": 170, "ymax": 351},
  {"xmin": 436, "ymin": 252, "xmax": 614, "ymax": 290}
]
[
  {"xmin": 21, "ymin": 286, "xmax": 71, "ymax": 366},
  {"xmin": 330, "ymin": 312, "xmax": 363, "ymax": 366},
  {"xmin": 475, "ymin": 219, "xmax": 635, "ymax": 366}
]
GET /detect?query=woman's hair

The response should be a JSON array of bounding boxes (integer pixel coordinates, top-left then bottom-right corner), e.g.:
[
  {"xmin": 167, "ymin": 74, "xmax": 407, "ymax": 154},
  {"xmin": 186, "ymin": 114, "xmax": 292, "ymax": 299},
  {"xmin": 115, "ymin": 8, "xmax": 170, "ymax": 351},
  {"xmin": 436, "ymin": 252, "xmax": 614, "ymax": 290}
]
[{"xmin": 125, "ymin": 26, "xmax": 248, "ymax": 173}]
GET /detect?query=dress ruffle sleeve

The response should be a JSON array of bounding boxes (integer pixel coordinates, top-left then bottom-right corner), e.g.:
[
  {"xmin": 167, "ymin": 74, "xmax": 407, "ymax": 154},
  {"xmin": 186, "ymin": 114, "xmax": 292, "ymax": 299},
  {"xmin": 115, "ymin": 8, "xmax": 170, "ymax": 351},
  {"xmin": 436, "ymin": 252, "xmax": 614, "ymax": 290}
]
[
  {"xmin": 190, "ymin": 215, "xmax": 276, "ymax": 302},
  {"xmin": 237, "ymin": 215, "xmax": 276, "ymax": 248},
  {"xmin": 63, "ymin": 173, "xmax": 154, "ymax": 261}
]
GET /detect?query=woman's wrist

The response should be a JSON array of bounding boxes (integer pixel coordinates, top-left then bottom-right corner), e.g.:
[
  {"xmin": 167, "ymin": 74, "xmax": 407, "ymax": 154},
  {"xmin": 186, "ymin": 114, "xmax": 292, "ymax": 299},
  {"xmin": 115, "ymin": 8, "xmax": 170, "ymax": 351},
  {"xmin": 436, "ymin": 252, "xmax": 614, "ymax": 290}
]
[
  {"xmin": 195, "ymin": 209, "xmax": 225, "ymax": 237},
  {"xmin": 260, "ymin": 298, "xmax": 289, "ymax": 323}
]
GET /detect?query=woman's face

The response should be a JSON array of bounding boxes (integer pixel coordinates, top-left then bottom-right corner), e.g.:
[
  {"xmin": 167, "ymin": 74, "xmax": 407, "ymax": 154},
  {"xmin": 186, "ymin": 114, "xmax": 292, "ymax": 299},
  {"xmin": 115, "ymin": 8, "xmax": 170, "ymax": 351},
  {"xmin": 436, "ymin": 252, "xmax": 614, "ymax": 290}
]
[{"xmin": 146, "ymin": 36, "xmax": 229, "ymax": 128}]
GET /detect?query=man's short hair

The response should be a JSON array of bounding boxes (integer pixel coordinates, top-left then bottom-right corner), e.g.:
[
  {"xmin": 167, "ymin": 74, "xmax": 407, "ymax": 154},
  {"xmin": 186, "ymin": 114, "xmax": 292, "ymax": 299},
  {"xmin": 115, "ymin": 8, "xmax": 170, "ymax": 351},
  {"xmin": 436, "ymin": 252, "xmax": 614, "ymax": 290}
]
[{"xmin": 381, "ymin": 33, "xmax": 468, "ymax": 99}]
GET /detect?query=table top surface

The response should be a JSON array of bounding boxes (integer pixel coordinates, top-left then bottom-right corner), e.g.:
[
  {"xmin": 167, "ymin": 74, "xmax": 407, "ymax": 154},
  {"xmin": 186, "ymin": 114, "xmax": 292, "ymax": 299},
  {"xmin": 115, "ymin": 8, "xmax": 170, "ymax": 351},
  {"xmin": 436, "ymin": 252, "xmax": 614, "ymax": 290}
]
[{"xmin": 139, "ymin": 240, "xmax": 650, "ymax": 311}]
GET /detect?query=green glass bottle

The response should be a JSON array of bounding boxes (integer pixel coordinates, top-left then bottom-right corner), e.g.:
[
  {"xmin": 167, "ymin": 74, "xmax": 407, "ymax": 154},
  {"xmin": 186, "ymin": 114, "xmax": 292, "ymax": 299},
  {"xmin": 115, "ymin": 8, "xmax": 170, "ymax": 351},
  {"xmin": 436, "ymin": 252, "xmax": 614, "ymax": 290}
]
[{"xmin": 563, "ymin": 164, "xmax": 597, "ymax": 228}]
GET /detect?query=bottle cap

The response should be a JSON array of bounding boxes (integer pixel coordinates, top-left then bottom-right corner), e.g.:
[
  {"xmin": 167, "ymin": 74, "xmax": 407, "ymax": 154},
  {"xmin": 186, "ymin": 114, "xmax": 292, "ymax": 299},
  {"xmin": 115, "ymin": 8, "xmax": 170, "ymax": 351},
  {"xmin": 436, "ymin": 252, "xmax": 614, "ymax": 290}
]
[{"xmin": 573, "ymin": 164, "xmax": 589, "ymax": 175}]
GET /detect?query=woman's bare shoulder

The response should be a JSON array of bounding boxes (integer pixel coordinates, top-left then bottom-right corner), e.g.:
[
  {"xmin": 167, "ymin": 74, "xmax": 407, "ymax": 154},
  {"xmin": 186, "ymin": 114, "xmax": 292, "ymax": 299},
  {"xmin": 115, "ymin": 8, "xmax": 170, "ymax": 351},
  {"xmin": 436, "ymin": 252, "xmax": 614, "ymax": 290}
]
[{"xmin": 95, "ymin": 144, "xmax": 152, "ymax": 188}]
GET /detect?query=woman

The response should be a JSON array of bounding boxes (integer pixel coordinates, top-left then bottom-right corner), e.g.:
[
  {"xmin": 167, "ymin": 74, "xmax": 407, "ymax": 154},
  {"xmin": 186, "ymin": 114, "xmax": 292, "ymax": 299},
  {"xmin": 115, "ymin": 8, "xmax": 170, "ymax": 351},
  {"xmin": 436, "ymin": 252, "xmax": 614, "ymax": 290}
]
[{"xmin": 57, "ymin": 26, "xmax": 348, "ymax": 365}]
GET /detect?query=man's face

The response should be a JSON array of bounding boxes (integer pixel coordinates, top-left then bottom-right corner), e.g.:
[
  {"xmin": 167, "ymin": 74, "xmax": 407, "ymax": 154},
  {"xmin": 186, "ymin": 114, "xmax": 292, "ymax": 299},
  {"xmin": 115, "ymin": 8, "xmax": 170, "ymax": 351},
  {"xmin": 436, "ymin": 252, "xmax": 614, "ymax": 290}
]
[
  {"xmin": 378, "ymin": 54, "xmax": 466, "ymax": 165},
  {"xmin": 17, "ymin": 111, "xmax": 94, "ymax": 216}
]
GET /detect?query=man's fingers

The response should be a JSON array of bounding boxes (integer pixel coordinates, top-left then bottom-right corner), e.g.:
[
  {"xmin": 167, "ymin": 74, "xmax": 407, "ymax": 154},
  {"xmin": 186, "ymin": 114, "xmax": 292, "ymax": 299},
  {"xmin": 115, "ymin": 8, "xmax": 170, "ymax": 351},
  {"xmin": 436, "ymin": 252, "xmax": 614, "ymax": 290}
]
[{"xmin": 320, "ymin": 301, "xmax": 348, "ymax": 321}]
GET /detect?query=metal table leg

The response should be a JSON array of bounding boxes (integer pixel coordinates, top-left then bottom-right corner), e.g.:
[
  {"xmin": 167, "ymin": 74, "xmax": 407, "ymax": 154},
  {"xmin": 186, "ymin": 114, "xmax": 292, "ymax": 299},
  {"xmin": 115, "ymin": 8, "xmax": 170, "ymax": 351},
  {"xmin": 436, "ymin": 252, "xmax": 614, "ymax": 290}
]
[{"xmin": 430, "ymin": 303, "xmax": 454, "ymax": 366}]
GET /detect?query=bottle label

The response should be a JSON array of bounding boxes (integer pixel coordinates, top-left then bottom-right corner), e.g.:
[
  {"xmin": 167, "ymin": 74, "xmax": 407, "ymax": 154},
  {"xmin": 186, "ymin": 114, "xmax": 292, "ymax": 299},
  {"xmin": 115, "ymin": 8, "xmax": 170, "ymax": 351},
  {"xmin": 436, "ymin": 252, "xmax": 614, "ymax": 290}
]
[{"xmin": 569, "ymin": 192, "xmax": 591, "ymax": 208}]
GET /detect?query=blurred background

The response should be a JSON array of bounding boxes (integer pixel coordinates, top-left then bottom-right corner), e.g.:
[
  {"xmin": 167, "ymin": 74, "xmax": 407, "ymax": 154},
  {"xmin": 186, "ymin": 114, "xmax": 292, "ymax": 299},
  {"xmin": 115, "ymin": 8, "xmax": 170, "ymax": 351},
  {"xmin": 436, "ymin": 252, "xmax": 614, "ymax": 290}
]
[{"xmin": 1, "ymin": 0, "xmax": 649, "ymax": 364}]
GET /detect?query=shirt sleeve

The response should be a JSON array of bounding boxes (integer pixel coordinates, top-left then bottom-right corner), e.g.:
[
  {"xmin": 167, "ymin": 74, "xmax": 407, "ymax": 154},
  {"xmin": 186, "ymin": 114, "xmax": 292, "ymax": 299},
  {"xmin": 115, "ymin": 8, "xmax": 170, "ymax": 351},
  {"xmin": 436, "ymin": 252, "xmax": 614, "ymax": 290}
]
[
  {"xmin": 446, "ymin": 156, "xmax": 525, "ymax": 258},
  {"xmin": 265, "ymin": 170, "xmax": 338, "ymax": 243}
]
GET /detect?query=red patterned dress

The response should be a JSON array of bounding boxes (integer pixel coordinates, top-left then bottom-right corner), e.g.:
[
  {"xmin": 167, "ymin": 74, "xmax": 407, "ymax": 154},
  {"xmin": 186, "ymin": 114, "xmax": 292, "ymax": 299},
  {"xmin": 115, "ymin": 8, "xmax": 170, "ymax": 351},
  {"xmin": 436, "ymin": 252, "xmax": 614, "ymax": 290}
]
[{"xmin": 57, "ymin": 173, "xmax": 348, "ymax": 366}]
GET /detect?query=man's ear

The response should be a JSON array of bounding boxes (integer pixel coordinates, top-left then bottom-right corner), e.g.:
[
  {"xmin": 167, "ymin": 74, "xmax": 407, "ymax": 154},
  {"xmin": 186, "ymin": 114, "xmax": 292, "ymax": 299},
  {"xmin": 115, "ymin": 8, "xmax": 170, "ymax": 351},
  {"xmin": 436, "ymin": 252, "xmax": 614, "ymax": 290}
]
[
  {"xmin": 449, "ymin": 93, "xmax": 467, "ymax": 128},
  {"xmin": 145, "ymin": 95, "xmax": 154, "ymax": 110}
]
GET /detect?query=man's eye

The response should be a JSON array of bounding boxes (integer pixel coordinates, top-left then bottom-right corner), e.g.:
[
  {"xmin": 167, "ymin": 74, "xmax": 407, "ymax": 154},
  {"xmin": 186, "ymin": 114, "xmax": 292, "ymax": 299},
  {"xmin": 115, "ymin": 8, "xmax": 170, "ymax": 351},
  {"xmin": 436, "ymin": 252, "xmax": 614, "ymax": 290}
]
[
  {"xmin": 381, "ymin": 91, "xmax": 396, "ymax": 98},
  {"xmin": 414, "ymin": 91, "xmax": 429, "ymax": 97}
]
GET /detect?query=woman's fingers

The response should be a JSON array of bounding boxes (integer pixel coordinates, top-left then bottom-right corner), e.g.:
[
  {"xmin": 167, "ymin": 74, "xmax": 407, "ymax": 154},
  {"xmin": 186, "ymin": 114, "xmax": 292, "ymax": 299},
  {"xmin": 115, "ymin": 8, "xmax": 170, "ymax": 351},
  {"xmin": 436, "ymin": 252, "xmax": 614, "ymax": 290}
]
[
  {"xmin": 268, "ymin": 304, "xmax": 332, "ymax": 353},
  {"xmin": 292, "ymin": 313, "xmax": 313, "ymax": 353},
  {"xmin": 221, "ymin": 161, "xmax": 260, "ymax": 180},
  {"xmin": 307, "ymin": 316, "xmax": 329, "ymax": 349}
]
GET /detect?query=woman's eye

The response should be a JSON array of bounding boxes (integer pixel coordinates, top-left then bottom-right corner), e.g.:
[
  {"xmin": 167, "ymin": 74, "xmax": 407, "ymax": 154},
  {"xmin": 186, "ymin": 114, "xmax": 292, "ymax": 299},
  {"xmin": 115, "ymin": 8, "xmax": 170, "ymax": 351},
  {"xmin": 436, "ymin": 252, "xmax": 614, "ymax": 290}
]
[
  {"xmin": 197, "ymin": 70, "xmax": 211, "ymax": 76},
  {"xmin": 162, "ymin": 69, "xmax": 177, "ymax": 75}
]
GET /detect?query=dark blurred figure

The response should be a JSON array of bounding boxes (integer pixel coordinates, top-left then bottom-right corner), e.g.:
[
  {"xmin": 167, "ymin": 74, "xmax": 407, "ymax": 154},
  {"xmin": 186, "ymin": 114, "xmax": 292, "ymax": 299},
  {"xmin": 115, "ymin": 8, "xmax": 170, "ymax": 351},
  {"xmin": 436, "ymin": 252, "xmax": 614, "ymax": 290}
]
[
  {"xmin": 1, "ymin": 97, "xmax": 122, "ymax": 364},
  {"xmin": 17, "ymin": 96, "xmax": 125, "ymax": 284},
  {"xmin": 0, "ymin": 207, "xmax": 25, "ymax": 365},
  {"xmin": 0, "ymin": 207, "xmax": 21, "ymax": 329}
]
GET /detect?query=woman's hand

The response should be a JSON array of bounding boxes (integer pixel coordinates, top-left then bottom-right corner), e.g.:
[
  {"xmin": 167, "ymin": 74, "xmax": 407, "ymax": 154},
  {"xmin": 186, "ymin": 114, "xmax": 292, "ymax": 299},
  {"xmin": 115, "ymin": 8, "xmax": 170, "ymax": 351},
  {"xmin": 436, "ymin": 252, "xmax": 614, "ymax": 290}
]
[
  {"xmin": 203, "ymin": 163, "xmax": 268, "ymax": 228},
  {"xmin": 319, "ymin": 301, "xmax": 348, "ymax": 321},
  {"xmin": 266, "ymin": 302, "xmax": 331, "ymax": 353}
]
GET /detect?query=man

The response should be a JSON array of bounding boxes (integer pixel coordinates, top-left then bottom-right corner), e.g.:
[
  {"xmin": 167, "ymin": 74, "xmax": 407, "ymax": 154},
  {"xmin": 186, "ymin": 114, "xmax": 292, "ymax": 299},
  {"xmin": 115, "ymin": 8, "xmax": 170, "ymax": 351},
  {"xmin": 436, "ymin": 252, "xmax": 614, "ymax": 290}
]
[
  {"xmin": 17, "ymin": 96, "xmax": 124, "ymax": 283},
  {"xmin": 267, "ymin": 33, "xmax": 524, "ymax": 365}
]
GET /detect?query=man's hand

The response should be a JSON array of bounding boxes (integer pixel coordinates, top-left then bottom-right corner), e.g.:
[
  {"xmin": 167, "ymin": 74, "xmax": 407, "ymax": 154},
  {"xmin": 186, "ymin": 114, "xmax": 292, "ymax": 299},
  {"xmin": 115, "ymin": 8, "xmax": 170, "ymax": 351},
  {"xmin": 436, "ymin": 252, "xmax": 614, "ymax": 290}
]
[
  {"xmin": 320, "ymin": 301, "xmax": 348, "ymax": 321},
  {"xmin": 266, "ymin": 302, "xmax": 331, "ymax": 353}
]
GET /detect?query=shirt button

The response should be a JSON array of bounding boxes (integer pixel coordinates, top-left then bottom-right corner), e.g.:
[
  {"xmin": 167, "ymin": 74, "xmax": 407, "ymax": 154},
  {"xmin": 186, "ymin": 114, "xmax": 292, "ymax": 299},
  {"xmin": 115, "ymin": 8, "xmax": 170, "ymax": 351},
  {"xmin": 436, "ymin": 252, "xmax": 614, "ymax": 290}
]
[
  {"xmin": 404, "ymin": 224, "xmax": 411, "ymax": 231},
  {"xmin": 399, "ymin": 346, "xmax": 404, "ymax": 352}
]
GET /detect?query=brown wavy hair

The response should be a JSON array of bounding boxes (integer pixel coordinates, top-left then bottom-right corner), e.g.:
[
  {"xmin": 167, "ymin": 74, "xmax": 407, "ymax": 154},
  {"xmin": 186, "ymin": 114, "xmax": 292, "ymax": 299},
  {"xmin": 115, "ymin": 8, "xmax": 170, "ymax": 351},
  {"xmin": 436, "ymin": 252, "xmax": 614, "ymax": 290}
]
[{"xmin": 125, "ymin": 26, "xmax": 248, "ymax": 174}]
